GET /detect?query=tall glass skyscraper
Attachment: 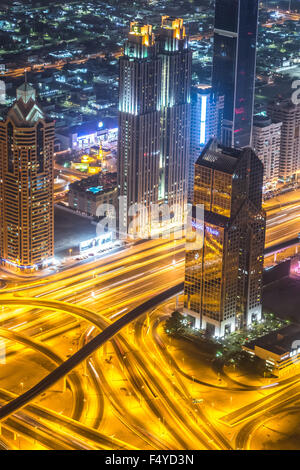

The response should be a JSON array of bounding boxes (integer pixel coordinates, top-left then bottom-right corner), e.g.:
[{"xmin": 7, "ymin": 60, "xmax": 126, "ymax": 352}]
[
  {"xmin": 184, "ymin": 139, "xmax": 266, "ymax": 337},
  {"xmin": 212, "ymin": 0, "xmax": 259, "ymax": 149}
]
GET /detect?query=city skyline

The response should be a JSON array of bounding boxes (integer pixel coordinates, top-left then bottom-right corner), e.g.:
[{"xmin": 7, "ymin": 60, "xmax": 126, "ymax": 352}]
[
  {"xmin": 212, "ymin": 0, "xmax": 259, "ymax": 148},
  {"xmin": 0, "ymin": 0, "xmax": 299, "ymax": 455}
]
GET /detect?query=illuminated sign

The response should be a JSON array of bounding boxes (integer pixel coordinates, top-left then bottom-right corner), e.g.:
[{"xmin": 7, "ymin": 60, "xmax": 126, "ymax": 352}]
[
  {"xmin": 77, "ymin": 133, "xmax": 96, "ymax": 141},
  {"xmin": 205, "ymin": 226, "xmax": 219, "ymax": 237},
  {"xmin": 191, "ymin": 220, "xmax": 204, "ymax": 232},
  {"xmin": 80, "ymin": 233, "xmax": 113, "ymax": 253},
  {"xmin": 200, "ymin": 94, "xmax": 207, "ymax": 145},
  {"xmin": 191, "ymin": 221, "xmax": 219, "ymax": 237}
]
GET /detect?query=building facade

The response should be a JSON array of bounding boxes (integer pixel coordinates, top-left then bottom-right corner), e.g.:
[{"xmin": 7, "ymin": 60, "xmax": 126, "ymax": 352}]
[
  {"xmin": 243, "ymin": 324, "xmax": 300, "ymax": 378},
  {"xmin": 252, "ymin": 115, "xmax": 282, "ymax": 191},
  {"xmin": 0, "ymin": 83, "xmax": 54, "ymax": 272},
  {"xmin": 68, "ymin": 172, "xmax": 117, "ymax": 218},
  {"xmin": 118, "ymin": 18, "xmax": 191, "ymax": 237},
  {"xmin": 157, "ymin": 16, "xmax": 192, "ymax": 220},
  {"xmin": 189, "ymin": 85, "xmax": 224, "ymax": 203},
  {"xmin": 118, "ymin": 22, "xmax": 161, "ymax": 237},
  {"xmin": 267, "ymin": 100, "xmax": 300, "ymax": 183},
  {"xmin": 184, "ymin": 139, "xmax": 266, "ymax": 336},
  {"xmin": 212, "ymin": 0, "xmax": 259, "ymax": 148}
]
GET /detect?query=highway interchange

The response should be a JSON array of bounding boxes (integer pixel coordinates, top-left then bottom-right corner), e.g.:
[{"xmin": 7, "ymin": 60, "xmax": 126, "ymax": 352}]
[{"xmin": 0, "ymin": 193, "xmax": 299, "ymax": 450}]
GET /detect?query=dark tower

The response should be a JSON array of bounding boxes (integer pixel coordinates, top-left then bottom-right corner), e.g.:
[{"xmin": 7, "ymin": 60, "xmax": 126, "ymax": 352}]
[
  {"xmin": 184, "ymin": 139, "xmax": 266, "ymax": 336},
  {"xmin": 212, "ymin": 0, "xmax": 259, "ymax": 148}
]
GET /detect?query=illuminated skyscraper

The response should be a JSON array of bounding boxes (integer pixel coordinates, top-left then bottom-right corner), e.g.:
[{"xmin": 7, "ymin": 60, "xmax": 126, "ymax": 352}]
[
  {"xmin": 118, "ymin": 18, "xmax": 191, "ymax": 236},
  {"xmin": 267, "ymin": 100, "xmax": 300, "ymax": 183},
  {"xmin": 189, "ymin": 85, "xmax": 224, "ymax": 202},
  {"xmin": 212, "ymin": 0, "xmax": 259, "ymax": 148},
  {"xmin": 118, "ymin": 22, "xmax": 161, "ymax": 236},
  {"xmin": 184, "ymin": 139, "xmax": 265, "ymax": 336},
  {"xmin": 157, "ymin": 16, "xmax": 192, "ymax": 219},
  {"xmin": 252, "ymin": 115, "xmax": 282, "ymax": 190},
  {"xmin": 0, "ymin": 83, "xmax": 54, "ymax": 272}
]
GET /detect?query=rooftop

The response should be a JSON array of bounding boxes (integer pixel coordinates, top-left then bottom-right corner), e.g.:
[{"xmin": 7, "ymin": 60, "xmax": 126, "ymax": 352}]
[
  {"xmin": 253, "ymin": 115, "xmax": 273, "ymax": 128},
  {"xmin": 69, "ymin": 172, "xmax": 117, "ymax": 195},
  {"xmin": 268, "ymin": 99, "xmax": 300, "ymax": 111},
  {"xmin": 69, "ymin": 117, "xmax": 118, "ymax": 137},
  {"xmin": 244, "ymin": 323, "xmax": 300, "ymax": 357},
  {"xmin": 6, "ymin": 82, "xmax": 47, "ymax": 127},
  {"xmin": 196, "ymin": 138, "xmax": 242, "ymax": 175}
]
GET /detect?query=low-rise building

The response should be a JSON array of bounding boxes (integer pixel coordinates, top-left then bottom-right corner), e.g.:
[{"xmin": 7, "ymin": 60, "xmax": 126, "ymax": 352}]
[
  {"xmin": 55, "ymin": 118, "xmax": 118, "ymax": 152},
  {"xmin": 243, "ymin": 324, "xmax": 300, "ymax": 377},
  {"xmin": 68, "ymin": 172, "xmax": 117, "ymax": 219}
]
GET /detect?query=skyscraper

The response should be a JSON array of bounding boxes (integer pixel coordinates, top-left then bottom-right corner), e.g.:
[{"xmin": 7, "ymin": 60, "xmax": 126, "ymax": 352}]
[
  {"xmin": 212, "ymin": 0, "xmax": 259, "ymax": 148},
  {"xmin": 0, "ymin": 83, "xmax": 54, "ymax": 272},
  {"xmin": 118, "ymin": 18, "xmax": 191, "ymax": 236},
  {"xmin": 184, "ymin": 139, "xmax": 266, "ymax": 336},
  {"xmin": 157, "ymin": 16, "xmax": 192, "ymax": 220},
  {"xmin": 118, "ymin": 22, "xmax": 161, "ymax": 237},
  {"xmin": 267, "ymin": 100, "xmax": 300, "ymax": 183},
  {"xmin": 252, "ymin": 115, "xmax": 282, "ymax": 191},
  {"xmin": 189, "ymin": 85, "xmax": 224, "ymax": 203}
]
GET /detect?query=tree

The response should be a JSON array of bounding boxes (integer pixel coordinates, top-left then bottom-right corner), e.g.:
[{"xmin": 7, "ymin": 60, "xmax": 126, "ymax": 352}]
[{"xmin": 165, "ymin": 311, "xmax": 185, "ymax": 335}]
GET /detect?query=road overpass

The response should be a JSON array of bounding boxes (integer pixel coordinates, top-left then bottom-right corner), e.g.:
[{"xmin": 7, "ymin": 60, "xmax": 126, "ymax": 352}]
[{"xmin": 0, "ymin": 283, "xmax": 184, "ymax": 421}]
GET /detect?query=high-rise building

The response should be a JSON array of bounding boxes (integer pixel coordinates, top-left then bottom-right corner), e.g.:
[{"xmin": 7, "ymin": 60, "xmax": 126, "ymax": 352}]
[
  {"xmin": 252, "ymin": 115, "xmax": 282, "ymax": 191},
  {"xmin": 212, "ymin": 0, "xmax": 259, "ymax": 148},
  {"xmin": 0, "ymin": 83, "xmax": 54, "ymax": 272},
  {"xmin": 267, "ymin": 100, "xmax": 300, "ymax": 183},
  {"xmin": 118, "ymin": 18, "xmax": 191, "ymax": 236},
  {"xmin": 157, "ymin": 16, "xmax": 192, "ymax": 220},
  {"xmin": 118, "ymin": 22, "xmax": 161, "ymax": 237},
  {"xmin": 189, "ymin": 85, "xmax": 224, "ymax": 202},
  {"xmin": 184, "ymin": 139, "xmax": 266, "ymax": 337}
]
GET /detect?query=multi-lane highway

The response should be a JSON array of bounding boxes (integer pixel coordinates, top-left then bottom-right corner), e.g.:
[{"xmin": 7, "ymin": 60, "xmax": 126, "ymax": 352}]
[
  {"xmin": 0, "ymin": 194, "xmax": 299, "ymax": 449},
  {"xmin": 265, "ymin": 193, "xmax": 300, "ymax": 247}
]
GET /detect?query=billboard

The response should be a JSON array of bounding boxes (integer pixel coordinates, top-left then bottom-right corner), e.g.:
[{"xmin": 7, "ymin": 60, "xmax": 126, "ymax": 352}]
[{"xmin": 79, "ymin": 232, "xmax": 113, "ymax": 254}]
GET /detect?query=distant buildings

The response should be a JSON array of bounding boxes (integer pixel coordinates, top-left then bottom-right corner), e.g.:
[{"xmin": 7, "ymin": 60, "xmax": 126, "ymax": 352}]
[
  {"xmin": 0, "ymin": 83, "xmax": 54, "ymax": 272},
  {"xmin": 184, "ymin": 139, "xmax": 266, "ymax": 337},
  {"xmin": 189, "ymin": 85, "xmax": 224, "ymax": 203},
  {"xmin": 252, "ymin": 115, "xmax": 282, "ymax": 191},
  {"xmin": 69, "ymin": 118, "xmax": 118, "ymax": 151},
  {"xmin": 212, "ymin": 0, "xmax": 259, "ymax": 148},
  {"xmin": 118, "ymin": 17, "xmax": 191, "ymax": 237},
  {"xmin": 267, "ymin": 100, "xmax": 300, "ymax": 183}
]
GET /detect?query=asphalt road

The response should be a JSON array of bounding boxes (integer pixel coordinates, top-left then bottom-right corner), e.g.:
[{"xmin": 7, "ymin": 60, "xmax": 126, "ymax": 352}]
[{"xmin": 0, "ymin": 283, "xmax": 183, "ymax": 421}]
